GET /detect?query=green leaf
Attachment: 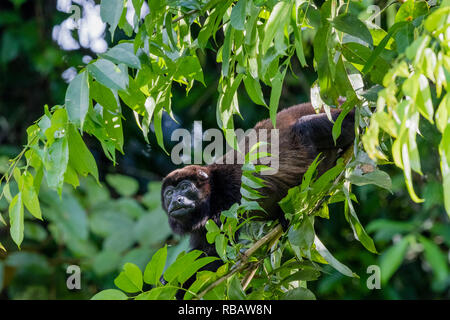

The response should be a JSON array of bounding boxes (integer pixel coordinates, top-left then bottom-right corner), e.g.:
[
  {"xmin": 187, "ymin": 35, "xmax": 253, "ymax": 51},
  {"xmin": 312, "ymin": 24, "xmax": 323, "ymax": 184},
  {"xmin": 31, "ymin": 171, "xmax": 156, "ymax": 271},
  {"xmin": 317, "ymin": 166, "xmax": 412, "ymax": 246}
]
[
  {"xmin": 178, "ymin": 256, "xmax": 218, "ymax": 284},
  {"xmin": 64, "ymin": 165, "xmax": 79, "ymax": 188},
  {"xmin": 380, "ymin": 236, "xmax": 410, "ymax": 284},
  {"xmin": 87, "ymin": 59, "xmax": 129, "ymax": 92},
  {"xmin": 343, "ymin": 182, "xmax": 378, "ymax": 254},
  {"xmin": 2, "ymin": 183, "xmax": 12, "ymax": 203},
  {"xmin": 144, "ymin": 245, "xmax": 167, "ymax": 286},
  {"xmin": 313, "ymin": 21, "xmax": 339, "ymax": 105},
  {"xmin": 261, "ymin": 0, "xmax": 292, "ymax": 55},
  {"xmin": 1, "ymin": 31, "xmax": 20, "ymax": 64},
  {"xmin": 440, "ymin": 126, "xmax": 450, "ymax": 216},
  {"xmin": 300, "ymin": 155, "xmax": 321, "ymax": 192},
  {"xmin": 153, "ymin": 105, "xmax": 168, "ymax": 155},
  {"xmin": 332, "ymin": 100, "xmax": 354, "ymax": 144},
  {"xmin": 173, "ymin": 56, "xmax": 205, "ymax": 86},
  {"xmin": 348, "ymin": 169, "xmax": 392, "ymax": 192},
  {"xmin": 292, "ymin": 9, "xmax": 307, "ymax": 67},
  {"xmin": 92, "ymin": 250, "xmax": 122, "ymax": 276},
  {"xmin": 164, "ymin": 250, "xmax": 203, "ymax": 283},
  {"xmin": 419, "ymin": 236, "xmax": 448, "ymax": 283},
  {"xmin": 282, "ymin": 287, "xmax": 316, "ymax": 300},
  {"xmin": 9, "ymin": 193, "xmax": 24, "ymax": 248},
  {"xmin": 45, "ymin": 137, "xmax": 69, "ymax": 196},
  {"xmin": 45, "ymin": 107, "xmax": 68, "ymax": 144},
  {"xmin": 197, "ymin": 2, "xmax": 224, "ymax": 49},
  {"xmin": 184, "ymin": 271, "xmax": 216, "ymax": 300},
  {"xmin": 164, "ymin": 12, "xmax": 177, "ymax": 49},
  {"xmin": 332, "ymin": 13, "xmax": 373, "ymax": 47},
  {"xmin": 282, "ymin": 268, "xmax": 321, "ymax": 284},
  {"xmin": 425, "ymin": 6, "xmax": 450, "ymax": 33},
  {"xmin": 114, "ymin": 263, "xmax": 143, "ymax": 293},
  {"xmin": 65, "ymin": 71, "xmax": 90, "ymax": 131},
  {"xmin": 135, "ymin": 286, "xmax": 178, "ymax": 300},
  {"xmin": 91, "ymin": 289, "xmax": 128, "ymax": 300},
  {"xmin": 221, "ymin": 25, "xmax": 234, "ymax": 77},
  {"xmin": 101, "ymin": 43, "xmax": 141, "ymax": 69},
  {"xmin": 230, "ymin": 0, "xmax": 247, "ymax": 30},
  {"xmin": 43, "ymin": 192, "xmax": 89, "ymax": 244},
  {"xmin": 434, "ymin": 93, "xmax": 450, "ymax": 133},
  {"xmin": 90, "ymin": 80, "xmax": 119, "ymax": 112},
  {"xmin": 400, "ymin": 132, "xmax": 424, "ymax": 203},
  {"xmin": 362, "ymin": 22, "xmax": 407, "ymax": 75},
  {"xmin": 288, "ymin": 216, "xmax": 315, "ymax": 252},
  {"xmin": 367, "ymin": 219, "xmax": 415, "ymax": 241},
  {"xmin": 269, "ymin": 67, "xmax": 287, "ymax": 128},
  {"xmin": 395, "ymin": 0, "xmax": 429, "ymax": 23},
  {"xmin": 20, "ymin": 173, "xmax": 42, "ymax": 220},
  {"xmin": 215, "ymin": 234, "xmax": 227, "ymax": 261},
  {"xmin": 104, "ymin": 230, "xmax": 134, "ymax": 253},
  {"xmin": 100, "ymin": 0, "xmax": 125, "ymax": 40},
  {"xmin": 221, "ymin": 203, "xmax": 239, "ymax": 219},
  {"xmin": 132, "ymin": 0, "xmax": 144, "ymax": 19},
  {"xmin": 106, "ymin": 174, "xmax": 139, "ymax": 197},
  {"xmin": 206, "ymin": 220, "xmax": 221, "ymax": 244},
  {"xmin": 227, "ymin": 275, "xmax": 246, "ymax": 300},
  {"xmin": 134, "ymin": 209, "xmax": 172, "ymax": 246},
  {"xmin": 416, "ymin": 74, "xmax": 434, "ymax": 123},
  {"xmin": 243, "ymin": 75, "xmax": 266, "ymax": 107},
  {"xmin": 314, "ymin": 235, "xmax": 357, "ymax": 277},
  {"xmin": 68, "ymin": 124, "xmax": 99, "ymax": 182},
  {"xmin": 241, "ymin": 173, "xmax": 266, "ymax": 189}
]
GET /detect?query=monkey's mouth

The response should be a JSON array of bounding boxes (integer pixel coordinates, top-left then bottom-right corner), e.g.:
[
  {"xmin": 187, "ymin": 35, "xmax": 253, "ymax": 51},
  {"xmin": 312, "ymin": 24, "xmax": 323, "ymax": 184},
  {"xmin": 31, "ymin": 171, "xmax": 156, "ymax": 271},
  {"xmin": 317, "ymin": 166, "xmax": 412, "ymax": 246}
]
[{"xmin": 168, "ymin": 205, "xmax": 195, "ymax": 218}]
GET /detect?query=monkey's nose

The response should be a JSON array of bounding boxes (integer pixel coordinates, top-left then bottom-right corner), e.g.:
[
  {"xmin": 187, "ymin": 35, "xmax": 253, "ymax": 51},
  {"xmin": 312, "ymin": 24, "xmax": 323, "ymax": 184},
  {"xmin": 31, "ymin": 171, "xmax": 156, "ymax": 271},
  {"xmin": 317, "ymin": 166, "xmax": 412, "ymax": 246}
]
[{"xmin": 176, "ymin": 196, "xmax": 184, "ymax": 204}]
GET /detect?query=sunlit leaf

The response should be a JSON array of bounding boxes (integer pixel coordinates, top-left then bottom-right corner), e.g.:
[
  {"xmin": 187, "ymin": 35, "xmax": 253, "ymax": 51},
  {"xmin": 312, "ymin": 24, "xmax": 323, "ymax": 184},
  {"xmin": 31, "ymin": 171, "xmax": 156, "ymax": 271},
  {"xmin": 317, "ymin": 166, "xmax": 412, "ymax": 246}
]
[
  {"xmin": 91, "ymin": 289, "xmax": 128, "ymax": 300},
  {"xmin": 114, "ymin": 263, "xmax": 143, "ymax": 293},
  {"xmin": 144, "ymin": 245, "xmax": 167, "ymax": 286},
  {"xmin": 332, "ymin": 13, "xmax": 373, "ymax": 47}
]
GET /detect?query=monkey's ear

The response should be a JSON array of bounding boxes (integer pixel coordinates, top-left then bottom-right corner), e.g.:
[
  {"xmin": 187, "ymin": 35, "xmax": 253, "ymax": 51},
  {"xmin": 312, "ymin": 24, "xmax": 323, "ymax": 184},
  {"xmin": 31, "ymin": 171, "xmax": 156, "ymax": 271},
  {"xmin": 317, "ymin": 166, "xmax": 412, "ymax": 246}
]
[{"xmin": 197, "ymin": 170, "xmax": 209, "ymax": 180}]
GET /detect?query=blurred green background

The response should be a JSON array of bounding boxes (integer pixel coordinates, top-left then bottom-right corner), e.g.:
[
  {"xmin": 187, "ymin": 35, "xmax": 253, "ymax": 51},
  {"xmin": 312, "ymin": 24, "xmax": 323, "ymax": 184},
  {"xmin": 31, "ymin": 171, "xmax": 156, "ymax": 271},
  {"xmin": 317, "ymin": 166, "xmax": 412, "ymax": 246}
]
[{"xmin": 0, "ymin": 0, "xmax": 448, "ymax": 299}]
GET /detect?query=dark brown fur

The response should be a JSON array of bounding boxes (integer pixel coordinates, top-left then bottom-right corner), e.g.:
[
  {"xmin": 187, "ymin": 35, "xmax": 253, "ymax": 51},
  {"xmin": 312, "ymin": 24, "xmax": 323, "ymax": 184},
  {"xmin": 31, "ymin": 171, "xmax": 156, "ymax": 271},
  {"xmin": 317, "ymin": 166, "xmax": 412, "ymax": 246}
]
[
  {"xmin": 160, "ymin": 103, "xmax": 354, "ymax": 298},
  {"xmin": 161, "ymin": 103, "xmax": 355, "ymax": 252}
]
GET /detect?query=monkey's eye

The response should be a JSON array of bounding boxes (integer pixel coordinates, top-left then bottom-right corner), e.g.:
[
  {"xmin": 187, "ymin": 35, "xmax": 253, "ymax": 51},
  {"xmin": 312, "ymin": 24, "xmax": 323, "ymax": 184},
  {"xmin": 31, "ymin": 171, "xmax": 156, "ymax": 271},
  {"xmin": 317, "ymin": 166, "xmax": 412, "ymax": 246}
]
[
  {"xmin": 165, "ymin": 189, "xmax": 174, "ymax": 198},
  {"xmin": 179, "ymin": 181, "xmax": 192, "ymax": 191}
]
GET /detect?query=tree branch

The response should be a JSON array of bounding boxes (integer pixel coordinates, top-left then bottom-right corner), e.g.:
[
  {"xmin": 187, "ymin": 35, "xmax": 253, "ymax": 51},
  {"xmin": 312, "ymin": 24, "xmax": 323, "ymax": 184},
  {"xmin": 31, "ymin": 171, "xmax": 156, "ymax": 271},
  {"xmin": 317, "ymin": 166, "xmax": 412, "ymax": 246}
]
[
  {"xmin": 194, "ymin": 225, "xmax": 283, "ymax": 300},
  {"xmin": 172, "ymin": 9, "xmax": 199, "ymax": 24}
]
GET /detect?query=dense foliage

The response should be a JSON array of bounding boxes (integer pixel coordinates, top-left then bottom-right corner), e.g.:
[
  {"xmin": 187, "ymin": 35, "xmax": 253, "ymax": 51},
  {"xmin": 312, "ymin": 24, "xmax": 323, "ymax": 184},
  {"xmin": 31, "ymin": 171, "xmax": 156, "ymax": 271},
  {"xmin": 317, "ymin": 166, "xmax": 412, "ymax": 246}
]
[{"xmin": 0, "ymin": 0, "xmax": 449, "ymax": 299}]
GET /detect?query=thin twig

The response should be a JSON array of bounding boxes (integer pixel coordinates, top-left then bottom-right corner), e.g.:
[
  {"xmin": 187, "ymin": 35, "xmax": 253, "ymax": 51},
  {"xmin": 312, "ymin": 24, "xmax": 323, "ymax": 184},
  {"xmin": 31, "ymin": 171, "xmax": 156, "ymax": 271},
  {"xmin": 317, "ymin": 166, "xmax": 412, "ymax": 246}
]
[
  {"xmin": 241, "ymin": 263, "xmax": 259, "ymax": 291},
  {"xmin": 172, "ymin": 9, "xmax": 199, "ymax": 24},
  {"xmin": 194, "ymin": 224, "xmax": 283, "ymax": 300}
]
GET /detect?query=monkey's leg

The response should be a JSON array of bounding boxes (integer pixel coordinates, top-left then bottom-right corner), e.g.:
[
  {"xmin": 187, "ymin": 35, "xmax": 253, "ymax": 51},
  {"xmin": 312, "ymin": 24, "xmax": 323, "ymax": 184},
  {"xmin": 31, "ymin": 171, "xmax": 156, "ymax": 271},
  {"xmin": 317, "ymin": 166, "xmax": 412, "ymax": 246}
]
[{"xmin": 292, "ymin": 110, "xmax": 355, "ymax": 151}]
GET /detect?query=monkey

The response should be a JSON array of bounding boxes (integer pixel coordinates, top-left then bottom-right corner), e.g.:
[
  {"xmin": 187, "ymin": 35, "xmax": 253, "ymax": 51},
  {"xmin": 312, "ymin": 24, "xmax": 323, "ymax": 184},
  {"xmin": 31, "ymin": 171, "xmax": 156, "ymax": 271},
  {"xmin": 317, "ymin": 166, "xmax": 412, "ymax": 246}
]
[{"xmin": 160, "ymin": 102, "xmax": 355, "ymax": 295}]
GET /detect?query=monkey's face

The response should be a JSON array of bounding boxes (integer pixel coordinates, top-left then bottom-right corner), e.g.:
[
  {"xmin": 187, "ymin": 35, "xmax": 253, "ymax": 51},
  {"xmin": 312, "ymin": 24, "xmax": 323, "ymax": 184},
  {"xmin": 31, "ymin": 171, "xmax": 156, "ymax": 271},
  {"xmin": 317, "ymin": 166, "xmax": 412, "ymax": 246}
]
[
  {"xmin": 161, "ymin": 165, "xmax": 212, "ymax": 234},
  {"xmin": 163, "ymin": 179, "xmax": 200, "ymax": 221}
]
